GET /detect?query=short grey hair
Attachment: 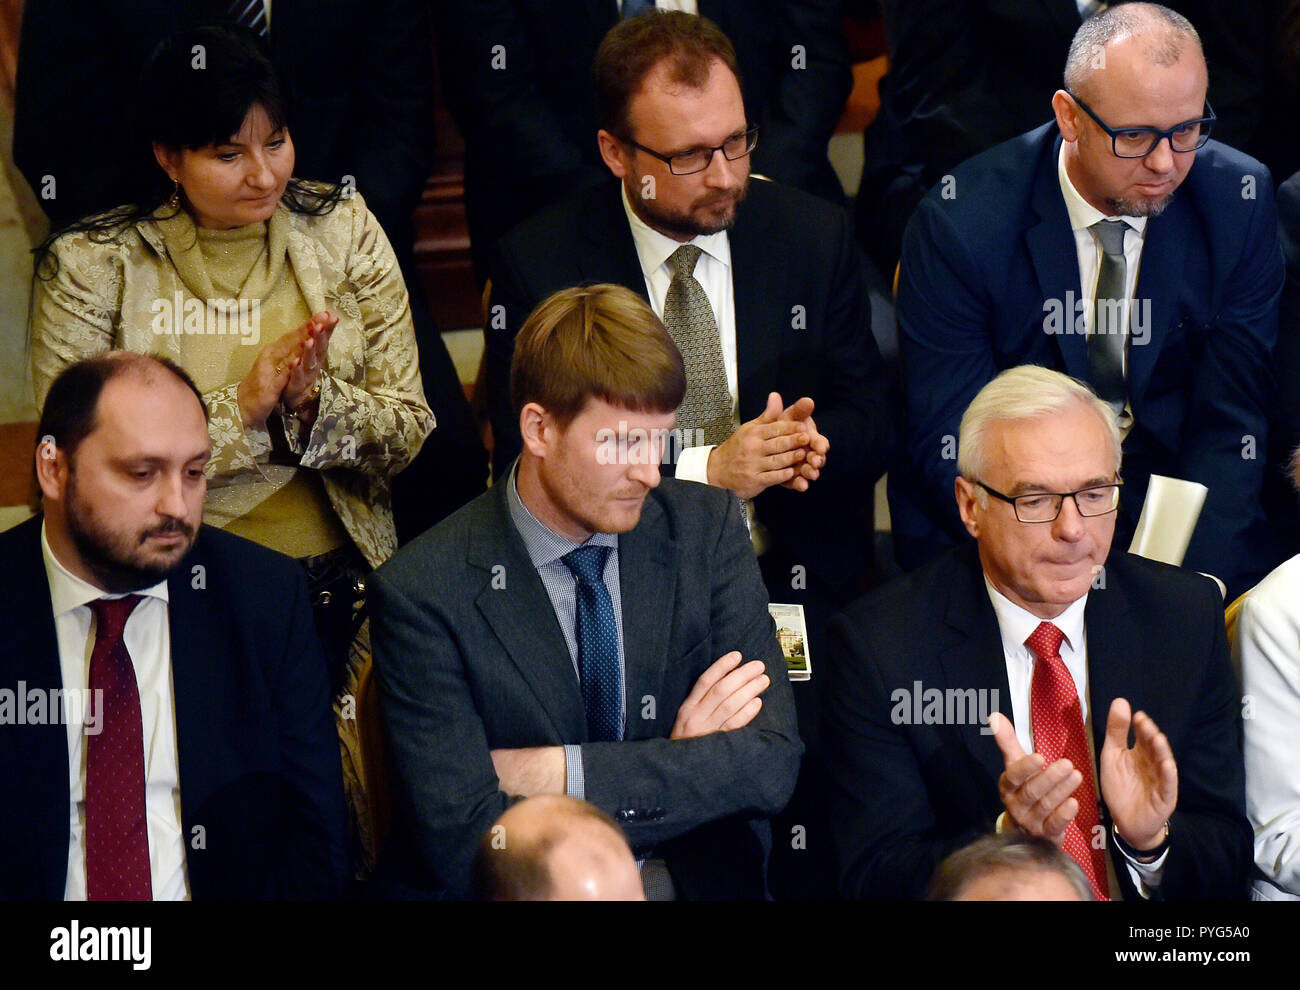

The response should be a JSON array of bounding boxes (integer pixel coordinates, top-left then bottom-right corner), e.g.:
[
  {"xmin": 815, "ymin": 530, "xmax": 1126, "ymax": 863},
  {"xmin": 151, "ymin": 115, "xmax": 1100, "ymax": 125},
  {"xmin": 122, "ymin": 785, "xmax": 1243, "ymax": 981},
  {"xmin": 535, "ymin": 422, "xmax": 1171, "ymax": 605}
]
[
  {"xmin": 927, "ymin": 833, "xmax": 1096, "ymax": 901},
  {"xmin": 957, "ymin": 365, "xmax": 1122, "ymax": 485},
  {"xmin": 1064, "ymin": 2, "xmax": 1202, "ymax": 98}
]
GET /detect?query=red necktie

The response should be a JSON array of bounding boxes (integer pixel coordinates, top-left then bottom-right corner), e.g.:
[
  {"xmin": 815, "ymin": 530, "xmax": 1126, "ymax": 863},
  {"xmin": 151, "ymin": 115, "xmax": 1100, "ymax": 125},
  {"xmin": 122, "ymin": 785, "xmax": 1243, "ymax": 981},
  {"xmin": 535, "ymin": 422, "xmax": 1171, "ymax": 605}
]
[
  {"xmin": 1026, "ymin": 621, "xmax": 1110, "ymax": 900},
  {"xmin": 85, "ymin": 594, "xmax": 152, "ymax": 901}
]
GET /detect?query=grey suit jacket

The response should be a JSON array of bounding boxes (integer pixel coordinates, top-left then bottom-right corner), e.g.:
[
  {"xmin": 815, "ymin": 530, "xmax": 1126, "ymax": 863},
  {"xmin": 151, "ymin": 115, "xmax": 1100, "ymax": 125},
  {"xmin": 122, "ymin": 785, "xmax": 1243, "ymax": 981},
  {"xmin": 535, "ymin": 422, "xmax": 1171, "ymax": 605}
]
[{"xmin": 370, "ymin": 476, "xmax": 802, "ymax": 899}]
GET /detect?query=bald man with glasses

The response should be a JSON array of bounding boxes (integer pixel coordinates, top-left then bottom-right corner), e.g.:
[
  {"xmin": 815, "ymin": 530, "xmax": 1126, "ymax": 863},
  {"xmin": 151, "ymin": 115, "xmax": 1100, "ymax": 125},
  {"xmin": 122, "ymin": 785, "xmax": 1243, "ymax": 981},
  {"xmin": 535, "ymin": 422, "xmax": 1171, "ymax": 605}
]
[{"xmin": 888, "ymin": 2, "xmax": 1283, "ymax": 599}]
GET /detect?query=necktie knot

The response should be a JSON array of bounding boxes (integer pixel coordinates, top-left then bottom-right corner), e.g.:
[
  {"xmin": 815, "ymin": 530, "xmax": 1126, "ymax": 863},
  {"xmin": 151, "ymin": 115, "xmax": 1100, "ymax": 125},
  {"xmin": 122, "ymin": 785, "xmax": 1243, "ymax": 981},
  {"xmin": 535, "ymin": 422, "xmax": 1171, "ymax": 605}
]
[
  {"xmin": 90, "ymin": 595, "xmax": 143, "ymax": 642},
  {"xmin": 562, "ymin": 545, "xmax": 612, "ymax": 587},
  {"xmin": 1025, "ymin": 620, "xmax": 1065, "ymax": 661},
  {"xmin": 1091, "ymin": 218, "xmax": 1128, "ymax": 257},
  {"xmin": 668, "ymin": 244, "xmax": 703, "ymax": 279}
]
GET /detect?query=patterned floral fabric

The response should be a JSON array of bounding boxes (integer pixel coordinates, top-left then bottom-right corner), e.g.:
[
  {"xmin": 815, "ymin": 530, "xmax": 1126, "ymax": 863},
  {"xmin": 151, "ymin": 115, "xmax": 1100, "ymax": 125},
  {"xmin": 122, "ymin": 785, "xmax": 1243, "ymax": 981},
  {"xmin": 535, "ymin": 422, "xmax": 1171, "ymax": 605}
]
[{"xmin": 30, "ymin": 189, "xmax": 435, "ymax": 569}]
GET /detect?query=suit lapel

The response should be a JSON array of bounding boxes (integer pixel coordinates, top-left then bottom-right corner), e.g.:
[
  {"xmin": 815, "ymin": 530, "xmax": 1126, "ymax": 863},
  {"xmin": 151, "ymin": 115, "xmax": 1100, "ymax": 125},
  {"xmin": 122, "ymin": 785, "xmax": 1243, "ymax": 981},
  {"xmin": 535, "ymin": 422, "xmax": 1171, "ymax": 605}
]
[
  {"xmin": 2, "ymin": 518, "xmax": 71, "ymax": 898},
  {"xmin": 167, "ymin": 541, "xmax": 244, "ymax": 844},
  {"xmin": 469, "ymin": 485, "xmax": 587, "ymax": 741},
  {"xmin": 615, "ymin": 496, "xmax": 674, "ymax": 741},
  {"xmin": 935, "ymin": 545, "xmax": 1014, "ymax": 783},
  {"xmin": 729, "ymin": 183, "xmax": 781, "ymax": 420},
  {"xmin": 1127, "ymin": 205, "xmax": 1191, "ymax": 407},
  {"xmin": 580, "ymin": 184, "xmax": 652, "ymax": 293},
  {"xmin": 1026, "ymin": 137, "xmax": 1090, "ymax": 382},
  {"xmin": 1083, "ymin": 554, "xmax": 1138, "ymax": 755}
]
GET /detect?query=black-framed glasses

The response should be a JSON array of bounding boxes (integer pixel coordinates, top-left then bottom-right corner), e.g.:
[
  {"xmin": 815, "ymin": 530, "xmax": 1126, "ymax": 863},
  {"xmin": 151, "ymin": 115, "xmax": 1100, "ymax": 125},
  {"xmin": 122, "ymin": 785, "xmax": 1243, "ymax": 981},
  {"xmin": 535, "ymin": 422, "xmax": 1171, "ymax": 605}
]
[
  {"xmin": 976, "ymin": 480, "xmax": 1123, "ymax": 523},
  {"xmin": 621, "ymin": 126, "xmax": 759, "ymax": 175},
  {"xmin": 1068, "ymin": 92, "xmax": 1214, "ymax": 158}
]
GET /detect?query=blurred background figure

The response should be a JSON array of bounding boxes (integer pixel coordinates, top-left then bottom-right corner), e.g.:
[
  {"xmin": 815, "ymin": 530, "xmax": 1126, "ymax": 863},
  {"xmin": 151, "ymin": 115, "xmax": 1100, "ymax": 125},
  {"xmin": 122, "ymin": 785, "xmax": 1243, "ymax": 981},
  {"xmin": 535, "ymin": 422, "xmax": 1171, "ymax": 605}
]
[
  {"xmin": 473, "ymin": 796, "xmax": 646, "ymax": 901},
  {"xmin": 927, "ymin": 833, "xmax": 1095, "ymax": 901}
]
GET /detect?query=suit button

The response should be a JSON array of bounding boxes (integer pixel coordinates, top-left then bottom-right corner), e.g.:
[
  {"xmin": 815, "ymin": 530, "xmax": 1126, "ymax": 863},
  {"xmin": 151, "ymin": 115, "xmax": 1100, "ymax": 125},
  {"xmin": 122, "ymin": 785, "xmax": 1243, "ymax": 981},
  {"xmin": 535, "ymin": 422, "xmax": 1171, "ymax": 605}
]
[{"xmin": 316, "ymin": 590, "xmax": 333, "ymax": 607}]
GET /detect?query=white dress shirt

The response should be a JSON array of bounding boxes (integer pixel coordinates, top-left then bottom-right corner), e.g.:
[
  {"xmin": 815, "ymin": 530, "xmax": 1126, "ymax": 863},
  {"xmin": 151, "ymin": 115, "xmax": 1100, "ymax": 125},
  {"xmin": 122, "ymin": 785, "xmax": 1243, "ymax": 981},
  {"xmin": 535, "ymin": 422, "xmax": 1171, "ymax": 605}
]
[
  {"xmin": 985, "ymin": 578, "xmax": 1166, "ymax": 894},
  {"xmin": 41, "ymin": 523, "xmax": 190, "ymax": 900},
  {"xmin": 621, "ymin": 181, "xmax": 737, "ymax": 487},
  {"xmin": 1057, "ymin": 142, "xmax": 1149, "ymax": 379},
  {"xmin": 1234, "ymin": 553, "xmax": 1300, "ymax": 900}
]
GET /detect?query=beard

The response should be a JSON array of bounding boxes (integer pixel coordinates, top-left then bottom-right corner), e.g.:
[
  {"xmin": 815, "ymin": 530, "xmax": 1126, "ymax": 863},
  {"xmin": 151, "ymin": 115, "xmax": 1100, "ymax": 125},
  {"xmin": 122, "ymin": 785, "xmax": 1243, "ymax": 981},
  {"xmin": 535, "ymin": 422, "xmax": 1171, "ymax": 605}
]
[
  {"xmin": 66, "ymin": 472, "xmax": 197, "ymax": 593},
  {"xmin": 1107, "ymin": 188, "xmax": 1174, "ymax": 218},
  {"xmin": 627, "ymin": 176, "xmax": 749, "ymax": 239}
]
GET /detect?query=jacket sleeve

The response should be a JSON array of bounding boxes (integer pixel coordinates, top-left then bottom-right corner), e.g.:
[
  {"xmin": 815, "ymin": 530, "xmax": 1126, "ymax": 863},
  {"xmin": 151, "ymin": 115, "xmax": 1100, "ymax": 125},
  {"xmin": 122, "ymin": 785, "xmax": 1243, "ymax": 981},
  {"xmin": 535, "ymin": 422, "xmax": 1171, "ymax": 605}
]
[
  {"xmin": 577, "ymin": 494, "xmax": 803, "ymax": 849},
  {"xmin": 1176, "ymin": 166, "xmax": 1282, "ymax": 592},
  {"xmin": 369, "ymin": 565, "xmax": 513, "ymax": 897},
  {"xmin": 291, "ymin": 195, "xmax": 435, "ymax": 480},
  {"xmin": 29, "ymin": 234, "xmax": 275, "ymax": 477}
]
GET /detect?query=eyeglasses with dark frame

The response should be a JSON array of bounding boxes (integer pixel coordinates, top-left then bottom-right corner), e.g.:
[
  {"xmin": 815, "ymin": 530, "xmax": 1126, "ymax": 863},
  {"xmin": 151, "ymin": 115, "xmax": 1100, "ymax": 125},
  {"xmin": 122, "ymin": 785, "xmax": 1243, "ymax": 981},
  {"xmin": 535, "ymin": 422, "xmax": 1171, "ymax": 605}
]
[
  {"xmin": 976, "ymin": 480, "xmax": 1123, "ymax": 523},
  {"xmin": 1067, "ymin": 91, "xmax": 1215, "ymax": 158},
  {"xmin": 620, "ymin": 125, "xmax": 759, "ymax": 175}
]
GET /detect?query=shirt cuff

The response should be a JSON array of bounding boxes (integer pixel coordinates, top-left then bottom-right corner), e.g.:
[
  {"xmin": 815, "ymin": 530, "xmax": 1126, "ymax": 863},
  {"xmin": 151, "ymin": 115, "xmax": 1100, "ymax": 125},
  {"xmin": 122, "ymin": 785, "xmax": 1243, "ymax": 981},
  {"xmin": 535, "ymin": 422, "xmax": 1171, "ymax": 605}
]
[
  {"xmin": 1114, "ymin": 825, "xmax": 1168, "ymax": 897},
  {"xmin": 995, "ymin": 811, "xmax": 1012, "ymax": 834},
  {"xmin": 674, "ymin": 444, "xmax": 714, "ymax": 485},
  {"xmin": 563, "ymin": 744, "xmax": 585, "ymax": 800}
]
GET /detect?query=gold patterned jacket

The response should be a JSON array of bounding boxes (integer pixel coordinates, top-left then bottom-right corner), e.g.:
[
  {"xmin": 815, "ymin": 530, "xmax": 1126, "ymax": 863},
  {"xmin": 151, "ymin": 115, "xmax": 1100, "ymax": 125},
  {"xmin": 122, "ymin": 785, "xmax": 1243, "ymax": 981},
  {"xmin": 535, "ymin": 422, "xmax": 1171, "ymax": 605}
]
[{"xmin": 29, "ymin": 190, "xmax": 435, "ymax": 569}]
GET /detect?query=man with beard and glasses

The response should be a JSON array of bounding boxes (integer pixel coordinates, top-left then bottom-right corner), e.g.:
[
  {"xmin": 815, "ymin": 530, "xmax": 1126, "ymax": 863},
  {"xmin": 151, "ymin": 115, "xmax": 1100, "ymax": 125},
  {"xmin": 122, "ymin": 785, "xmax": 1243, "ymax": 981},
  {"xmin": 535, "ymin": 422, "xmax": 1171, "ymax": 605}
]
[
  {"xmin": 483, "ymin": 12, "xmax": 892, "ymax": 897},
  {"xmin": 889, "ymin": 3, "xmax": 1283, "ymax": 599},
  {"xmin": 0, "ymin": 352, "xmax": 346, "ymax": 900}
]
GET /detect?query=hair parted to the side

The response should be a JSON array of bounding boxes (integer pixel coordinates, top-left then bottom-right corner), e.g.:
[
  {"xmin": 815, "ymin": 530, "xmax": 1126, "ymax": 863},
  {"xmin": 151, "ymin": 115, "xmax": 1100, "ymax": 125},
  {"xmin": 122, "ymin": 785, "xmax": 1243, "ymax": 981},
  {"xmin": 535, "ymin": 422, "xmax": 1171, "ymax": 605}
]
[
  {"xmin": 510, "ymin": 283, "xmax": 686, "ymax": 427},
  {"xmin": 957, "ymin": 365, "xmax": 1121, "ymax": 485},
  {"xmin": 926, "ymin": 832, "xmax": 1096, "ymax": 901},
  {"xmin": 1064, "ymin": 2, "xmax": 1201, "ymax": 99},
  {"xmin": 37, "ymin": 351, "xmax": 208, "ymax": 463},
  {"xmin": 594, "ymin": 9, "xmax": 742, "ymax": 139}
]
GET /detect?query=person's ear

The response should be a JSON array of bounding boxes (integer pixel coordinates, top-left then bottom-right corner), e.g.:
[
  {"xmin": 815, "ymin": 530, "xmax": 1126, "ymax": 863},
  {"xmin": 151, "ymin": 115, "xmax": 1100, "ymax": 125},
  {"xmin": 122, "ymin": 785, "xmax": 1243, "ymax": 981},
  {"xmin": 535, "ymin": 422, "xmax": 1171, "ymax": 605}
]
[
  {"xmin": 1052, "ymin": 90, "xmax": 1082, "ymax": 143},
  {"xmin": 955, "ymin": 476, "xmax": 982, "ymax": 539},
  {"xmin": 153, "ymin": 142, "xmax": 180, "ymax": 183},
  {"xmin": 34, "ymin": 437, "xmax": 69, "ymax": 503},
  {"xmin": 519, "ymin": 402, "xmax": 552, "ymax": 458},
  {"xmin": 597, "ymin": 129, "xmax": 631, "ymax": 179}
]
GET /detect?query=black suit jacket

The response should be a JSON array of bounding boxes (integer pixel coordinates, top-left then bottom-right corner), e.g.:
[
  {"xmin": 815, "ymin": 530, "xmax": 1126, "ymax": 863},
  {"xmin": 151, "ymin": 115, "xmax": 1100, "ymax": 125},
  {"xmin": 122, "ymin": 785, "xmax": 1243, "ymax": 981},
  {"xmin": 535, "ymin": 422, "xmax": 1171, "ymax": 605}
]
[
  {"xmin": 0, "ymin": 518, "xmax": 347, "ymax": 900},
  {"xmin": 370, "ymin": 476, "xmax": 802, "ymax": 899},
  {"xmin": 433, "ymin": 0, "xmax": 851, "ymax": 273},
  {"xmin": 824, "ymin": 541, "xmax": 1252, "ymax": 901},
  {"xmin": 890, "ymin": 123, "xmax": 1283, "ymax": 595},
  {"xmin": 486, "ymin": 177, "xmax": 893, "ymax": 597}
]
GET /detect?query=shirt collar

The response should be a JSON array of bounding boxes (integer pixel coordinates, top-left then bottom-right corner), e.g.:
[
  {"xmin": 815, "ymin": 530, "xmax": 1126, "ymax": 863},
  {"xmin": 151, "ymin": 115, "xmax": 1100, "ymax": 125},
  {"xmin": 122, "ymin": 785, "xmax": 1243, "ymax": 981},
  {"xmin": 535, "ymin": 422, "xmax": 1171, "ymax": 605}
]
[
  {"xmin": 1056, "ymin": 141, "xmax": 1149, "ymax": 237},
  {"xmin": 40, "ymin": 519, "xmax": 169, "ymax": 618},
  {"xmin": 506, "ymin": 460, "xmax": 618, "ymax": 570},
  {"xmin": 619, "ymin": 182, "xmax": 732, "ymax": 280},
  {"xmin": 984, "ymin": 574, "xmax": 1088, "ymax": 658}
]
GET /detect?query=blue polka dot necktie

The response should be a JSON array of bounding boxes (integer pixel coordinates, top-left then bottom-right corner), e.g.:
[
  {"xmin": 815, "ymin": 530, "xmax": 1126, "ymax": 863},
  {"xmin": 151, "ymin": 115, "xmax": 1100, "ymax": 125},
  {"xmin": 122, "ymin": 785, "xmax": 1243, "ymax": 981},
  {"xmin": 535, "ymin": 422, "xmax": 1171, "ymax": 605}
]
[{"xmin": 561, "ymin": 545, "xmax": 622, "ymax": 742}]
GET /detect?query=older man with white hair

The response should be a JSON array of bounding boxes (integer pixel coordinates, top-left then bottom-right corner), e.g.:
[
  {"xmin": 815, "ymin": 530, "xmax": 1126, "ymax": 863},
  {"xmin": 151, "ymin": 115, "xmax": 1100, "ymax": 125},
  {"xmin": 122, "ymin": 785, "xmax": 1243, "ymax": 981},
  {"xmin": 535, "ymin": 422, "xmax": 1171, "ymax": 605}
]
[{"xmin": 825, "ymin": 365, "xmax": 1251, "ymax": 901}]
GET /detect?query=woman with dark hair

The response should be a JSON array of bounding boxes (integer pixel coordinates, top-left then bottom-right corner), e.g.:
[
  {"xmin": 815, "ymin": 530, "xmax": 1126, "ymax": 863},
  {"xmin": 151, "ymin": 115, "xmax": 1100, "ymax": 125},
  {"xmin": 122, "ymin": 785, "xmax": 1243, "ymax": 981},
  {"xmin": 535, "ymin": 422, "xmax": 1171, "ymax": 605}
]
[{"xmin": 29, "ymin": 26, "xmax": 434, "ymax": 716}]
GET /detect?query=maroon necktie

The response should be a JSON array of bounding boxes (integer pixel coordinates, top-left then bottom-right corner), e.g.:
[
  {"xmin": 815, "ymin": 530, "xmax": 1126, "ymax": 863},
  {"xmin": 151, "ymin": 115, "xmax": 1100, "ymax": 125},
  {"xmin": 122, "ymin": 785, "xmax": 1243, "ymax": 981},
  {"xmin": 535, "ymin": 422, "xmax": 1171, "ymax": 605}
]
[
  {"xmin": 1026, "ymin": 621, "xmax": 1110, "ymax": 901},
  {"xmin": 85, "ymin": 594, "xmax": 152, "ymax": 901}
]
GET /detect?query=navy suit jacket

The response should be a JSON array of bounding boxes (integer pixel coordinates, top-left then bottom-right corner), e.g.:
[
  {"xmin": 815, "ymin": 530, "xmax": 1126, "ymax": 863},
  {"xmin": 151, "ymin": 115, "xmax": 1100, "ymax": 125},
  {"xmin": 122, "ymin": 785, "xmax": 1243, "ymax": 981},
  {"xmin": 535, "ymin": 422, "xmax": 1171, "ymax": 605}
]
[
  {"xmin": 370, "ymin": 477, "xmax": 802, "ymax": 900},
  {"xmin": 890, "ymin": 123, "xmax": 1283, "ymax": 595},
  {"xmin": 824, "ymin": 542, "xmax": 1252, "ymax": 901},
  {"xmin": 486, "ymin": 177, "xmax": 894, "ymax": 597},
  {"xmin": 0, "ymin": 518, "xmax": 348, "ymax": 900}
]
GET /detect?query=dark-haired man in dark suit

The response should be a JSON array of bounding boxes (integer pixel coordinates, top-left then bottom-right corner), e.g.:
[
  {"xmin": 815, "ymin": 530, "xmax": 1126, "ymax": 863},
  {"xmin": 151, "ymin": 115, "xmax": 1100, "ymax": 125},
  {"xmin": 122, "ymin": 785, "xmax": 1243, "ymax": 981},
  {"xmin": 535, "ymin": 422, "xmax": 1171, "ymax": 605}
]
[{"xmin": 0, "ymin": 352, "xmax": 346, "ymax": 899}]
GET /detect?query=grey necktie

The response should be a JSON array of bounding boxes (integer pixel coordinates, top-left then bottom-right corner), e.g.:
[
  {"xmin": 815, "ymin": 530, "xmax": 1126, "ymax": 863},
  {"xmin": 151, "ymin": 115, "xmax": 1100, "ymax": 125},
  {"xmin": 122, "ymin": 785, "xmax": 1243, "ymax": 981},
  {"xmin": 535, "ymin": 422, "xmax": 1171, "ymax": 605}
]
[
  {"xmin": 622, "ymin": 0, "xmax": 656, "ymax": 18},
  {"xmin": 228, "ymin": 0, "xmax": 269, "ymax": 35},
  {"xmin": 1089, "ymin": 219, "xmax": 1129, "ymax": 417},
  {"xmin": 662, "ymin": 245, "xmax": 735, "ymax": 447}
]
